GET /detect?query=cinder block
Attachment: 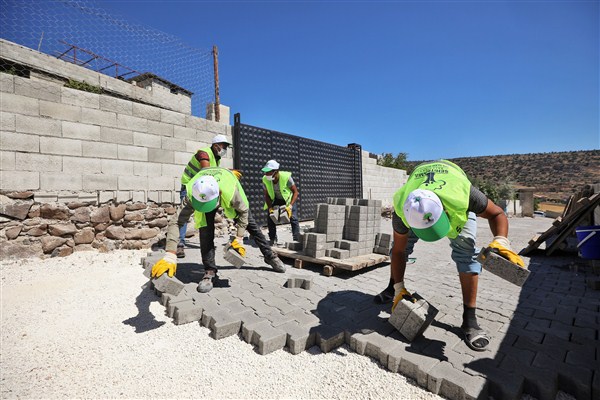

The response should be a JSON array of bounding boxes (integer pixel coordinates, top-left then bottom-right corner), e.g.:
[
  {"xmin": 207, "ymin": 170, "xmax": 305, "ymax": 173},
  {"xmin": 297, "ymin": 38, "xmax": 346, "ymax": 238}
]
[
  {"xmin": 330, "ymin": 248, "xmax": 349, "ymax": 259},
  {"xmin": 477, "ymin": 247, "xmax": 530, "ymax": 287},
  {"xmin": 389, "ymin": 293, "xmax": 438, "ymax": 342},
  {"xmin": 152, "ymin": 274, "xmax": 185, "ymax": 296},
  {"xmin": 224, "ymin": 247, "xmax": 245, "ymax": 268},
  {"xmin": 286, "ymin": 241, "xmax": 303, "ymax": 251}
]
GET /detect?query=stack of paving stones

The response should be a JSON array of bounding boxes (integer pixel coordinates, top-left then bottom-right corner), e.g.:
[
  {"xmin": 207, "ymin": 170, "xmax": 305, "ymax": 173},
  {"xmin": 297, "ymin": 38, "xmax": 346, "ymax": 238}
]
[
  {"xmin": 287, "ymin": 198, "xmax": 391, "ymax": 260},
  {"xmin": 141, "ymin": 240, "xmax": 599, "ymax": 400}
]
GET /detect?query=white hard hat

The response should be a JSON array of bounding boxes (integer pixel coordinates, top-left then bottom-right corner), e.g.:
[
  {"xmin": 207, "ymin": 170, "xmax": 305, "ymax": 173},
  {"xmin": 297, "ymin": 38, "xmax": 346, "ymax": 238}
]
[{"xmin": 212, "ymin": 134, "xmax": 232, "ymax": 145}]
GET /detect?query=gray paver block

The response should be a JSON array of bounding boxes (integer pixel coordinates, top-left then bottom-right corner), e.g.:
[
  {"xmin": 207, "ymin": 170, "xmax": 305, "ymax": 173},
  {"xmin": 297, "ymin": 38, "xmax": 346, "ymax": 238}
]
[
  {"xmin": 280, "ymin": 321, "xmax": 316, "ymax": 355},
  {"xmin": 152, "ymin": 274, "xmax": 185, "ymax": 296},
  {"xmin": 389, "ymin": 292, "xmax": 438, "ymax": 342},
  {"xmin": 254, "ymin": 323, "xmax": 287, "ymax": 355},
  {"xmin": 241, "ymin": 319, "xmax": 269, "ymax": 344},
  {"xmin": 209, "ymin": 311, "xmax": 242, "ymax": 340},
  {"xmin": 167, "ymin": 298, "xmax": 194, "ymax": 318},
  {"xmin": 398, "ymin": 298, "xmax": 439, "ymax": 342},
  {"xmin": 477, "ymin": 247, "xmax": 530, "ymax": 287},
  {"xmin": 224, "ymin": 247, "xmax": 245, "ymax": 268},
  {"xmin": 173, "ymin": 302, "xmax": 203, "ymax": 325},
  {"xmin": 313, "ymin": 325, "xmax": 346, "ymax": 353},
  {"xmin": 399, "ymin": 350, "xmax": 441, "ymax": 388},
  {"xmin": 427, "ymin": 361, "xmax": 488, "ymax": 400}
]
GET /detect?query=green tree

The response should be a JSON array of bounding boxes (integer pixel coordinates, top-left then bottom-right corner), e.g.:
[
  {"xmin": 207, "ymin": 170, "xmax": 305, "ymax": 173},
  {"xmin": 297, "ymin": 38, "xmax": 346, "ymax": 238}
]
[{"xmin": 377, "ymin": 152, "xmax": 410, "ymax": 171}]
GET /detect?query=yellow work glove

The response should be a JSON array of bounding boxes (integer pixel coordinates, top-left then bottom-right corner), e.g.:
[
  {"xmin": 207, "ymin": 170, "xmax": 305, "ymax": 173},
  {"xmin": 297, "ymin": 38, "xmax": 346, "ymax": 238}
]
[
  {"xmin": 285, "ymin": 205, "xmax": 292, "ymax": 218},
  {"xmin": 391, "ymin": 282, "xmax": 416, "ymax": 312},
  {"xmin": 230, "ymin": 236, "xmax": 246, "ymax": 257},
  {"xmin": 151, "ymin": 252, "xmax": 177, "ymax": 278},
  {"xmin": 268, "ymin": 207, "xmax": 274, "ymax": 214},
  {"xmin": 231, "ymin": 169, "xmax": 243, "ymax": 180},
  {"xmin": 488, "ymin": 236, "xmax": 525, "ymax": 267}
]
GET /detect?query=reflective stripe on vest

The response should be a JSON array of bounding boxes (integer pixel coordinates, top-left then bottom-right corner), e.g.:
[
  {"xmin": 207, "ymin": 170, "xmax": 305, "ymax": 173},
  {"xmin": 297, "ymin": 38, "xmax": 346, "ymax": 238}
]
[
  {"xmin": 393, "ymin": 160, "xmax": 470, "ymax": 239},
  {"xmin": 181, "ymin": 146, "xmax": 219, "ymax": 185},
  {"xmin": 262, "ymin": 171, "xmax": 293, "ymax": 210},
  {"xmin": 185, "ymin": 167, "xmax": 249, "ymax": 229}
]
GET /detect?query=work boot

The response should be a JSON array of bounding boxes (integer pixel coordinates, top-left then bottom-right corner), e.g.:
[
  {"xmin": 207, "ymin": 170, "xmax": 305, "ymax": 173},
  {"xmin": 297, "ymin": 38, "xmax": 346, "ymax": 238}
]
[
  {"xmin": 265, "ymin": 255, "xmax": 286, "ymax": 273},
  {"xmin": 176, "ymin": 245, "xmax": 186, "ymax": 259},
  {"xmin": 197, "ymin": 269, "xmax": 217, "ymax": 293}
]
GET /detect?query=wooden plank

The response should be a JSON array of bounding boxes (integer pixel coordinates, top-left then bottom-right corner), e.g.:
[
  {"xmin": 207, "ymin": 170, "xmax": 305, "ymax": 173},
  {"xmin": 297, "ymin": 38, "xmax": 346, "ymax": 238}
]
[{"xmin": 273, "ymin": 247, "xmax": 389, "ymax": 272}]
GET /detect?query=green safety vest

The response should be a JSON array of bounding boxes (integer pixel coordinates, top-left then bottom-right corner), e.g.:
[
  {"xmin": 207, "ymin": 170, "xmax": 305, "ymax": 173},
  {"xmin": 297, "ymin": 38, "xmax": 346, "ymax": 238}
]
[
  {"xmin": 186, "ymin": 167, "xmax": 248, "ymax": 229},
  {"xmin": 181, "ymin": 146, "xmax": 219, "ymax": 185},
  {"xmin": 393, "ymin": 160, "xmax": 471, "ymax": 239},
  {"xmin": 262, "ymin": 171, "xmax": 293, "ymax": 209}
]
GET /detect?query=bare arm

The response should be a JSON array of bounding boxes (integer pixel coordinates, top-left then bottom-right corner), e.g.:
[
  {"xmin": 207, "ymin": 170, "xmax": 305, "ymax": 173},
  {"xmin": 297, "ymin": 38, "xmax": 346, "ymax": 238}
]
[
  {"xmin": 289, "ymin": 184, "xmax": 299, "ymax": 206},
  {"xmin": 477, "ymin": 199, "xmax": 508, "ymax": 237},
  {"xmin": 390, "ymin": 231, "xmax": 409, "ymax": 284}
]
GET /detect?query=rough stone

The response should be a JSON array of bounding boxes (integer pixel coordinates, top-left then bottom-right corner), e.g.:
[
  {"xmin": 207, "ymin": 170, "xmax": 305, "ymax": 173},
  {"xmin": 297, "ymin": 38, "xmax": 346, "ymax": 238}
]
[
  {"xmin": 51, "ymin": 245, "xmax": 74, "ymax": 257},
  {"xmin": 5, "ymin": 225, "xmax": 22, "ymax": 240},
  {"xmin": 148, "ymin": 218, "xmax": 168, "ymax": 228},
  {"xmin": 124, "ymin": 227, "xmax": 159, "ymax": 240},
  {"xmin": 74, "ymin": 228, "xmax": 95, "ymax": 244},
  {"xmin": 104, "ymin": 225, "xmax": 126, "ymax": 240},
  {"xmin": 90, "ymin": 206, "xmax": 110, "ymax": 223},
  {"xmin": 0, "ymin": 195, "xmax": 34, "ymax": 220},
  {"xmin": 48, "ymin": 223, "xmax": 77, "ymax": 236},
  {"xmin": 126, "ymin": 203, "xmax": 146, "ymax": 211},
  {"xmin": 25, "ymin": 224, "xmax": 47, "ymax": 236},
  {"xmin": 124, "ymin": 212, "xmax": 144, "ymax": 222},
  {"xmin": 39, "ymin": 204, "xmax": 70, "ymax": 220},
  {"xmin": 109, "ymin": 204, "xmax": 126, "ymax": 221},
  {"xmin": 27, "ymin": 205, "xmax": 40, "ymax": 218},
  {"xmin": 5, "ymin": 191, "xmax": 34, "ymax": 199},
  {"xmin": 70, "ymin": 207, "xmax": 91, "ymax": 223},
  {"xmin": 41, "ymin": 236, "xmax": 68, "ymax": 253},
  {"xmin": 0, "ymin": 240, "xmax": 42, "ymax": 259}
]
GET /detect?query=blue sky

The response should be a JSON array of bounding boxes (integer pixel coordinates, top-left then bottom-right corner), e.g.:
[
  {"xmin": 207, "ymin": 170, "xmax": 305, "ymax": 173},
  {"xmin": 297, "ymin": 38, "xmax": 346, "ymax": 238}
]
[{"xmin": 15, "ymin": 1, "xmax": 600, "ymax": 160}]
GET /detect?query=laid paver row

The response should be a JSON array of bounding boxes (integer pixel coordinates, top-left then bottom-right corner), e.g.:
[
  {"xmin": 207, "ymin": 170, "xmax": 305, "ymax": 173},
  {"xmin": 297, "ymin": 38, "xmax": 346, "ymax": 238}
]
[{"xmin": 141, "ymin": 251, "xmax": 599, "ymax": 400}]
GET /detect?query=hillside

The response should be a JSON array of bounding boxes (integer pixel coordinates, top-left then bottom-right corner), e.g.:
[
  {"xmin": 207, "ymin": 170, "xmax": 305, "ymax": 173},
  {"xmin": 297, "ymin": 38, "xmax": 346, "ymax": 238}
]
[{"xmin": 406, "ymin": 150, "xmax": 600, "ymax": 201}]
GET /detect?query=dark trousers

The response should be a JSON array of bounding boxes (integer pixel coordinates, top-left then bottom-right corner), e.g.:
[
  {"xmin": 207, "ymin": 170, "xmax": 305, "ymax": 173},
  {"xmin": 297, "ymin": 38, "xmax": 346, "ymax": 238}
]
[
  {"xmin": 200, "ymin": 209, "xmax": 274, "ymax": 272},
  {"xmin": 267, "ymin": 199, "xmax": 300, "ymax": 242}
]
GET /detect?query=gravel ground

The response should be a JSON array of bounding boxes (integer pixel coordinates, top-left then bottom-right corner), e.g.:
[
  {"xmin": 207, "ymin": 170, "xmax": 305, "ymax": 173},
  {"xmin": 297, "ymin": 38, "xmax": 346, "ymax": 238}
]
[{"xmin": 1, "ymin": 216, "xmax": 570, "ymax": 399}]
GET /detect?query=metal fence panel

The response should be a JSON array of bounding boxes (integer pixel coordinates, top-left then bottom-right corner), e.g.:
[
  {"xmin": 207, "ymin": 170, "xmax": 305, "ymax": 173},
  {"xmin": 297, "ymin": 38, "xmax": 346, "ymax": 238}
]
[{"xmin": 233, "ymin": 114, "xmax": 362, "ymax": 227}]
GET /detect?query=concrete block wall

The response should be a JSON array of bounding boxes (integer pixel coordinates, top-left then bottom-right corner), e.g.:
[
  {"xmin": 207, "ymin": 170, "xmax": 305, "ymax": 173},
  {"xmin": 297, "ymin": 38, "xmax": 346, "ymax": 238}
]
[
  {"xmin": 1, "ymin": 39, "xmax": 191, "ymax": 114},
  {"xmin": 0, "ymin": 39, "xmax": 234, "ymax": 259},
  {"xmin": 362, "ymin": 150, "xmax": 407, "ymax": 207},
  {"xmin": 0, "ymin": 70, "xmax": 232, "ymax": 198}
]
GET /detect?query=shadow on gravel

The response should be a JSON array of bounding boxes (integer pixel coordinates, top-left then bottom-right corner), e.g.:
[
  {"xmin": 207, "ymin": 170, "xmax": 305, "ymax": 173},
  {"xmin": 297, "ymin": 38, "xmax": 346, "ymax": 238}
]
[{"xmin": 122, "ymin": 282, "xmax": 166, "ymax": 333}]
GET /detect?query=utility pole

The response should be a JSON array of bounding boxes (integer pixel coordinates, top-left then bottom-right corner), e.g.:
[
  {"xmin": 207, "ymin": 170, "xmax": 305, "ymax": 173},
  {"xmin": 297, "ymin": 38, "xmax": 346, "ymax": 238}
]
[{"xmin": 212, "ymin": 45, "xmax": 220, "ymax": 123}]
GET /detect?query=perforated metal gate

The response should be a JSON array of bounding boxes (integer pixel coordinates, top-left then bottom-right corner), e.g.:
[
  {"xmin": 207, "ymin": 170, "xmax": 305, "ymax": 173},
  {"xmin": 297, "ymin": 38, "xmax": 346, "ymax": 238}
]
[{"xmin": 233, "ymin": 114, "xmax": 362, "ymax": 226}]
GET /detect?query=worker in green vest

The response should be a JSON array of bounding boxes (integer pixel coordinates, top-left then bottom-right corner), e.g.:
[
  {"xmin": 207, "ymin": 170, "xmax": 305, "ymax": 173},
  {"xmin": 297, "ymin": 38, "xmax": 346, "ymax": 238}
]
[
  {"xmin": 374, "ymin": 160, "xmax": 525, "ymax": 352},
  {"xmin": 261, "ymin": 160, "xmax": 300, "ymax": 245},
  {"xmin": 177, "ymin": 134, "xmax": 240, "ymax": 259},
  {"xmin": 153, "ymin": 167, "xmax": 285, "ymax": 293}
]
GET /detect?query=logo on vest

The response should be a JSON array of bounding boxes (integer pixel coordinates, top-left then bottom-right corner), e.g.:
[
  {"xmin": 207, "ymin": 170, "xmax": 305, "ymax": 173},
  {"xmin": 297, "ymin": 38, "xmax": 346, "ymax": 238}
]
[{"xmin": 422, "ymin": 172, "xmax": 446, "ymax": 190}]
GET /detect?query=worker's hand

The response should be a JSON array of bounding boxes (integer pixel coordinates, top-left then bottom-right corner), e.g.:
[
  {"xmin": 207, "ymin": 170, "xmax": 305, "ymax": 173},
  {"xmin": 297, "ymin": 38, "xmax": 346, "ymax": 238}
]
[
  {"xmin": 151, "ymin": 252, "xmax": 177, "ymax": 278},
  {"xmin": 392, "ymin": 281, "xmax": 416, "ymax": 312},
  {"xmin": 231, "ymin": 169, "xmax": 243, "ymax": 180},
  {"xmin": 285, "ymin": 205, "xmax": 292, "ymax": 219},
  {"xmin": 230, "ymin": 236, "xmax": 246, "ymax": 257},
  {"xmin": 268, "ymin": 207, "xmax": 274, "ymax": 215},
  {"xmin": 488, "ymin": 236, "xmax": 525, "ymax": 267}
]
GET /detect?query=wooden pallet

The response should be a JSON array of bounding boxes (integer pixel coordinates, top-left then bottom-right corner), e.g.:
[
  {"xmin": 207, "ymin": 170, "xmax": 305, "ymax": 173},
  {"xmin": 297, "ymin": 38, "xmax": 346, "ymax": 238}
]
[
  {"xmin": 273, "ymin": 247, "xmax": 390, "ymax": 276},
  {"xmin": 520, "ymin": 193, "xmax": 600, "ymax": 256}
]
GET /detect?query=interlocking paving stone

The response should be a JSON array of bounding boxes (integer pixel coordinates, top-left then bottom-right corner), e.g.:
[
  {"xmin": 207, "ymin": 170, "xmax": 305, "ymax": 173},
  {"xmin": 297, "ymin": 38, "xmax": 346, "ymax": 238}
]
[
  {"xmin": 143, "ymin": 223, "xmax": 600, "ymax": 400},
  {"xmin": 173, "ymin": 302, "xmax": 203, "ymax": 325}
]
